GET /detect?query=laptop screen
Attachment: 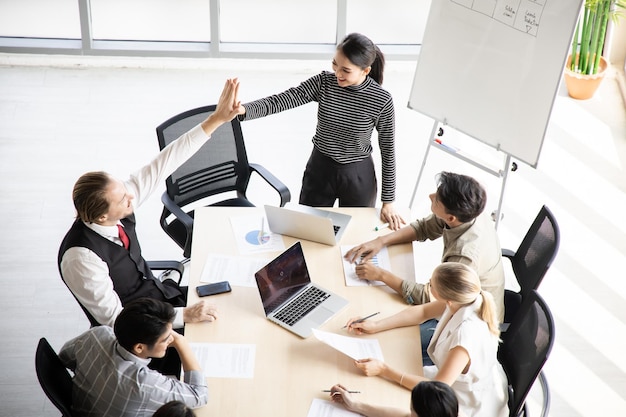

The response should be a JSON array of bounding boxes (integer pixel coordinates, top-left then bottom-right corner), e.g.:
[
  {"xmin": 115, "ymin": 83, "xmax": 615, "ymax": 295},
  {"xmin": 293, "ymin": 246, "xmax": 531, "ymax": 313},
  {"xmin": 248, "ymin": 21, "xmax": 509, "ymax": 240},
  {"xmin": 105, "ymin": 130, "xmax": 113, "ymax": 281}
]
[{"xmin": 254, "ymin": 242, "xmax": 311, "ymax": 315}]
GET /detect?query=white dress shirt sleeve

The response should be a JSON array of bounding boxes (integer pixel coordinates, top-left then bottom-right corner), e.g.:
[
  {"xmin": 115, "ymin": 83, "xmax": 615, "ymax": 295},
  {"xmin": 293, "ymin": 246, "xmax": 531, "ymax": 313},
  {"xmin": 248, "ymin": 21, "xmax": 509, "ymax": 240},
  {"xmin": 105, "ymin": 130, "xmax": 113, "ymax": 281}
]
[
  {"xmin": 173, "ymin": 308, "xmax": 185, "ymax": 328},
  {"xmin": 126, "ymin": 123, "xmax": 209, "ymax": 208},
  {"xmin": 61, "ymin": 246, "xmax": 123, "ymax": 328},
  {"xmin": 61, "ymin": 246, "xmax": 186, "ymax": 328},
  {"xmin": 61, "ymin": 124, "xmax": 210, "ymax": 328}
]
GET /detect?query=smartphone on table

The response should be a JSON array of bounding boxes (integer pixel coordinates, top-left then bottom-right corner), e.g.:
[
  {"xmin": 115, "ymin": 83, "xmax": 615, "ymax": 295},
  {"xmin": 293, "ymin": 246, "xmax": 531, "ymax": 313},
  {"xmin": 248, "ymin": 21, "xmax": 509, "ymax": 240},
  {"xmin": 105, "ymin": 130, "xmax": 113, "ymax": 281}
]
[{"xmin": 196, "ymin": 281, "xmax": 232, "ymax": 297}]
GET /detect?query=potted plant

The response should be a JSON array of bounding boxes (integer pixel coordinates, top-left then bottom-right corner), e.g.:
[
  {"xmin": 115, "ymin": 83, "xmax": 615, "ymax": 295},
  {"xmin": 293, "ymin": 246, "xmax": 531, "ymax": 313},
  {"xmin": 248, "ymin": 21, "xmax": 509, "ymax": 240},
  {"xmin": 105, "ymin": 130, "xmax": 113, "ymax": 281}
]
[{"xmin": 564, "ymin": 0, "xmax": 626, "ymax": 99}]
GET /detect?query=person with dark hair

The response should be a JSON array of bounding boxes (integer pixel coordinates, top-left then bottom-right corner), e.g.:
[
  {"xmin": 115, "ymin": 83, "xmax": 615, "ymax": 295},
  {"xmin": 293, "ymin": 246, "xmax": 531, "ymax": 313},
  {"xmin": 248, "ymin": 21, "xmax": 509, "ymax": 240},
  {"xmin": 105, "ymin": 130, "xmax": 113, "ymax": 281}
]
[
  {"xmin": 153, "ymin": 401, "xmax": 196, "ymax": 417},
  {"xmin": 346, "ymin": 263, "xmax": 509, "ymax": 417},
  {"xmin": 58, "ymin": 298, "xmax": 208, "ymax": 417},
  {"xmin": 58, "ymin": 79, "xmax": 241, "ymax": 329},
  {"xmin": 411, "ymin": 381, "xmax": 459, "ymax": 417},
  {"xmin": 345, "ymin": 171, "xmax": 504, "ymax": 318},
  {"xmin": 113, "ymin": 297, "xmax": 177, "ymax": 352},
  {"xmin": 329, "ymin": 380, "xmax": 459, "ymax": 417},
  {"xmin": 235, "ymin": 32, "xmax": 405, "ymax": 230},
  {"xmin": 345, "ymin": 172, "xmax": 504, "ymax": 366}
]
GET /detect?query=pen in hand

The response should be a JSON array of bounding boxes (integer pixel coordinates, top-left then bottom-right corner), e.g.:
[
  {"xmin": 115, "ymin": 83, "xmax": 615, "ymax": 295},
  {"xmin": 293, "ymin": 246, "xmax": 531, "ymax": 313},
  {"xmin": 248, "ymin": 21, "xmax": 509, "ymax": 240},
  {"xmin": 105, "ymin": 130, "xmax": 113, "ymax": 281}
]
[
  {"xmin": 322, "ymin": 390, "xmax": 361, "ymax": 394},
  {"xmin": 342, "ymin": 311, "xmax": 380, "ymax": 328}
]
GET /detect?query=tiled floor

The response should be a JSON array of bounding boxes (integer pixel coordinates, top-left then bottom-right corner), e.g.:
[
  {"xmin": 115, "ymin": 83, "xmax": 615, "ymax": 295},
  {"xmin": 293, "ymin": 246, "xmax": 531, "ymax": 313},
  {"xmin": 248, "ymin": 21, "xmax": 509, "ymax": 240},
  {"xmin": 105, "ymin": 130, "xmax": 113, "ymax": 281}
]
[{"xmin": 0, "ymin": 53, "xmax": 625, "ymax": 416}]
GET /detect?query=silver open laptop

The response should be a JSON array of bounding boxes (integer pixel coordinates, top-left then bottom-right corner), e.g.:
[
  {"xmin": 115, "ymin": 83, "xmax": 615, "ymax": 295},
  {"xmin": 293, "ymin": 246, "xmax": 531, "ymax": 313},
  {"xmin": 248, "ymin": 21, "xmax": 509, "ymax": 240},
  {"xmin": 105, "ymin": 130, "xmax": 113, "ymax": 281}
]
[
  {"xmin": 264, "ymin": 204, "xmax": 351, "ymax": 245},
  {"xmin": 254, "ymin": 241, "xmax": 348, "ymax": 338}
]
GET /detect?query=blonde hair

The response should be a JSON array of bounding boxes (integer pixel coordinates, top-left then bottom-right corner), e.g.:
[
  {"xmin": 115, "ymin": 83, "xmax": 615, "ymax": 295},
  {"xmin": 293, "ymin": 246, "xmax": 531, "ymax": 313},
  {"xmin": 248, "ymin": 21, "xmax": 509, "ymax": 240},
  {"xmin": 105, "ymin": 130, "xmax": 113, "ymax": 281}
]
[{"xmin": 431, "ymin": 262, "xmax": 500, "ymax": 337}]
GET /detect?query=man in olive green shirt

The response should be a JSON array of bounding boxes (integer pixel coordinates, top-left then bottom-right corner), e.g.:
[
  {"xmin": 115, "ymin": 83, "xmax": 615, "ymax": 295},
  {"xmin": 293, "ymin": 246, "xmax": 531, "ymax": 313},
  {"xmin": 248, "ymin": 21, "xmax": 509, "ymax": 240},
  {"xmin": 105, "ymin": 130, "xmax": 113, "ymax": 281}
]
[{"xmin": 345, "ymin": 171, "xmax": 504, "ymax": 322}]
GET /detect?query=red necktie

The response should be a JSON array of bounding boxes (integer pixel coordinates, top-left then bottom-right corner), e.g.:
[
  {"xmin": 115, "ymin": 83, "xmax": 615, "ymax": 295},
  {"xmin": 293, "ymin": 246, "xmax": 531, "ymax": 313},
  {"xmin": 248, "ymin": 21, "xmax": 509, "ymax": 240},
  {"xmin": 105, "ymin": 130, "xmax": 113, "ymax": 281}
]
[{"xmin": 117, "ymin": 224, "xmax": 130, "ymax": 249}]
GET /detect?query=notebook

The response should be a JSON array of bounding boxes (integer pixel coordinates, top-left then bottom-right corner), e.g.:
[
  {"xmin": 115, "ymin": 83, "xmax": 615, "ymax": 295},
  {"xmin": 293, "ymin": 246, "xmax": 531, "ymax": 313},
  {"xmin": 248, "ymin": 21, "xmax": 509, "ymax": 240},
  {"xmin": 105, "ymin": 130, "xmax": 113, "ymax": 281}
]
[
  {"xmin": 264, "ymin": 204, "xmax": 351, "ymax": 245},
  {"xmin": 254, "ymin": 241, "xmax": 349, "ymax": 338}
]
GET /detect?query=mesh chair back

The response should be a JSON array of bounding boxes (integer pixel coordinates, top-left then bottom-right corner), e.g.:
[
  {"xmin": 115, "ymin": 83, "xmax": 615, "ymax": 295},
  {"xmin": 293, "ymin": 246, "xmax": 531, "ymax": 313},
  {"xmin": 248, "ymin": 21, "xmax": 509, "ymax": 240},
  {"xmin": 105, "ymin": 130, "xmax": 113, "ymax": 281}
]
[
  {"xmin": 498, "ymin": 290, "xmax": 555, "ymax": 417},
  {"xmin": 35, "ymin": 338, "xmax": 74, "ymax": 417},
  {"xmin": 510, "ymin": 205, "xmax": 560, "ymax": 297},
  {"xmin": 156, "ymin": 105, "xmax": 250, "ymax": 208}
]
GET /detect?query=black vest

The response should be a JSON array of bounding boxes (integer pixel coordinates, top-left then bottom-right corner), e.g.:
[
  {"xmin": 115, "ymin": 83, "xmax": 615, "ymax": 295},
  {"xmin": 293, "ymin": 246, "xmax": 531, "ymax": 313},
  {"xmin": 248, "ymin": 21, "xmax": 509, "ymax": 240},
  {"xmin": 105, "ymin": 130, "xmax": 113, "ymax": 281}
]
[{"xmin": 58, "ymin": 215, "xmax": 183, "ymax": 306}]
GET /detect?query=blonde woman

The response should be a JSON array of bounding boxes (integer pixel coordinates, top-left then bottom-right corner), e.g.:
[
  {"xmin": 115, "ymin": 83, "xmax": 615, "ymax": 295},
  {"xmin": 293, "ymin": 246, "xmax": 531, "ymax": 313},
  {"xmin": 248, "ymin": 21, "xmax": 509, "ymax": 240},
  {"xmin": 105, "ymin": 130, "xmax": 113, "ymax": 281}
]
[{"xmin": 346, "ymin": 262, "xmax": 508, "ymax": 417}]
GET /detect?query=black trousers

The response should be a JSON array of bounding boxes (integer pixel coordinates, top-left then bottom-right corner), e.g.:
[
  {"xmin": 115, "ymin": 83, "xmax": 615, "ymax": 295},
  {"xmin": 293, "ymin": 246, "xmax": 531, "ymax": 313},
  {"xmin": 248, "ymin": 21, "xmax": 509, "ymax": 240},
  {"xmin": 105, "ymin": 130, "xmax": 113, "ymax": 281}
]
[{"xmin": 299, "ymin": 147, "xmax": 377, "ymax": 207}]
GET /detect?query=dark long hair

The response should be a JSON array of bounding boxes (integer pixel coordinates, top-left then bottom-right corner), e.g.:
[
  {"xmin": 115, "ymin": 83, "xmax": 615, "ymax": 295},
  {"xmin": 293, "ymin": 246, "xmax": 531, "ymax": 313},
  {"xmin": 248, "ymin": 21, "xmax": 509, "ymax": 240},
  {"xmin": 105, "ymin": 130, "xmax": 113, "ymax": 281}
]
[
  {"xmin": 337, "ymin": 33, "xmax": 385, "ymax": 85},
  {"xmin": 411, "ymin": 381, "xmax": 458, "ymax": 417}
]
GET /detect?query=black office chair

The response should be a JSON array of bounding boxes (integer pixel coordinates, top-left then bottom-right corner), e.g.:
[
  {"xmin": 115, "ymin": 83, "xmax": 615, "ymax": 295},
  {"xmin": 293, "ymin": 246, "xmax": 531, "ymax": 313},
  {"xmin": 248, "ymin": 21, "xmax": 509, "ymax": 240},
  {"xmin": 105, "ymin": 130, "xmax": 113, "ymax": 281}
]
[
  {"xmin": 498, "ymin": 290, "xmax": 555, "ymax": 417},
  {"xmin": 60, "ymin": 260, "xmax": 185, "ymax": 328},
  {"xmin": 35, "ymin": 338, "xmax": 74, "ymax": 417},
  {"xmin": 156, "ymin": 105, "xmax": 291, "ymax": 258},
  {"xmin": 502, "ymin": 205, "xmax": 560, "ymax": 326}
]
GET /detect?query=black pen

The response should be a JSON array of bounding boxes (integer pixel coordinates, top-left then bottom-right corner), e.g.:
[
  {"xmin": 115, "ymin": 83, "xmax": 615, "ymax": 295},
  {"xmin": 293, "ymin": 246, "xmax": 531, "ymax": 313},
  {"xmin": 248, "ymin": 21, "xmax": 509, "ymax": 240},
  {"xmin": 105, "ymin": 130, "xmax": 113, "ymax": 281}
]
[
  {"xmin": 322, "ymin": 390, "xmax": 361, "ymax": 394},
  {"xmin": 342, "ymin": 311, "xmax": 380, "ymax": 328}
]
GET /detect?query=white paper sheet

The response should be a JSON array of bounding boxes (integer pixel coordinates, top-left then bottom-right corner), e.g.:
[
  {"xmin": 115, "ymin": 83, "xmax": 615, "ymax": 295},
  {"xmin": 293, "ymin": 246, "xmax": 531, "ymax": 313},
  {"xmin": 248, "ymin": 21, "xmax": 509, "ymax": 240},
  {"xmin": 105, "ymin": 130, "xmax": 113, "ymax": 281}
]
[
  {"xmin": 230, "ymin": 214, "xmax": 285, "ymax": 254},
  {"xmin": 312, "ymin": 328, "xmax": 384, "ymax": 361},
  {"xmin": 340, "ymin": 246, "xmax": 391, "ymax": 287},
  {"xmin": 200, "ymin": 253, "xmax": 271, "ymax": 287},
  {"xmin": 190, "ymin": 343, "xmax": 256, "ymax": 378},
  {"xmin": 306, "ymin": 398, "xmax": 363, "ymax": 417}
]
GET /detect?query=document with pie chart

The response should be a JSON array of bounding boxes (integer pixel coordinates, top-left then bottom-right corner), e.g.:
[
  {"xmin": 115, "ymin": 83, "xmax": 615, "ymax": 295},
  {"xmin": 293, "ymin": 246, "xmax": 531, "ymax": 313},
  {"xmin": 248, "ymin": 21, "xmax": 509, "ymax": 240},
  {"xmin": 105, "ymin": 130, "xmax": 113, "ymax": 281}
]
[{"xmin": 230, "ymin": 214, "xmax": 285, "ymax": 254}]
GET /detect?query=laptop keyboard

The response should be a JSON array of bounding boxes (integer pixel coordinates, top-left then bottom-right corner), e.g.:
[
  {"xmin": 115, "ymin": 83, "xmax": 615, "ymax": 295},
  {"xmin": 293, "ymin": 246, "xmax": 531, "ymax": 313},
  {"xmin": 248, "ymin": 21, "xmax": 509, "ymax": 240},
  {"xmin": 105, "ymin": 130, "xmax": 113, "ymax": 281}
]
[
  {"xmin": 333, "ymin": 225, "xmax": 341, "ymax": 235},
  {"xmin": 274, "ymin": 286, "xmax": 330, "ymax": 326}
]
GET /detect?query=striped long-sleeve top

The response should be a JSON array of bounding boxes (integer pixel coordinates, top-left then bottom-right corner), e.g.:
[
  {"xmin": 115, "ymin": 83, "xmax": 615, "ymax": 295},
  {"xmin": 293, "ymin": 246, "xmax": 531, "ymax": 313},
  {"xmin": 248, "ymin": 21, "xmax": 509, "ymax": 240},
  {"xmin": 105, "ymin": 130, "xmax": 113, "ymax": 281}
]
[
  {"xmin": 58, "ymin": 326, "xmax": 208, "ymax": 417},
  {"xmin": 240, "ymin": 71, "xmax": 396, "ymax": 203}
]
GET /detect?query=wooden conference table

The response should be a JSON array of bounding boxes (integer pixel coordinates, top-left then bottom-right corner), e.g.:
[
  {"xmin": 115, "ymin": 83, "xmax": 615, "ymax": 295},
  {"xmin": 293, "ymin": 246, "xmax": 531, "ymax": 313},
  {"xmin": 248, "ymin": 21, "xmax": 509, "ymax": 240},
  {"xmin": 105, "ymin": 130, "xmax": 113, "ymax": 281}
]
[{"xmin": 186, "ymin": 207, "xmax": 423, "ymax": 416}]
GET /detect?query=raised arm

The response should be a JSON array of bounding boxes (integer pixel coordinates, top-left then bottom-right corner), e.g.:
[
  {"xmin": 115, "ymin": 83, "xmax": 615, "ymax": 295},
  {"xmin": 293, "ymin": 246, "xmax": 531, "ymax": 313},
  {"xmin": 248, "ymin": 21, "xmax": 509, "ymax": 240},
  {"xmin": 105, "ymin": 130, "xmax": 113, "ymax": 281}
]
[
  {"xmin": 152, "ymin": 331, "xmax": 208, "ymax": 408},
  {"xmin": 200, "ymin": 78, "xmax": 241, "ymax": 135},
  {"xmin": 170, "ymin": 331, "xmax": 202, "ymax": 373}
]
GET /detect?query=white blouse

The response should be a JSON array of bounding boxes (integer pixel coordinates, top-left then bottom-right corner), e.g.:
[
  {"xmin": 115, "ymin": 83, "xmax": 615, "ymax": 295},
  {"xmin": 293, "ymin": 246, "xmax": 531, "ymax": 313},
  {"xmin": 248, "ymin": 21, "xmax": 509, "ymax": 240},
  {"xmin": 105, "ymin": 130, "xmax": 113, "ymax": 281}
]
[{"xmin": 424, "ymin": 296, "xmax": 509, "ymax": 417}]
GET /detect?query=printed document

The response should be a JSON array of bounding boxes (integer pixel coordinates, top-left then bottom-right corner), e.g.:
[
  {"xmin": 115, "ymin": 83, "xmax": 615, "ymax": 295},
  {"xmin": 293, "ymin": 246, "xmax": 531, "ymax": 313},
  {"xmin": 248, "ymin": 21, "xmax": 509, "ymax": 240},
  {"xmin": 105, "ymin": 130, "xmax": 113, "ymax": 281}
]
[
  {"xmin": 306, "ymin": 399, "xmax": 362, "ymax": 417},
  {"xmin": 190, "ymin": 343, "xmax": 256, "ymax": 378},
  {"xmin": 340, "ymin": 245, "xmax": 390, "ymax": 286},
  {"xmin": 230, "ymin": 214, "xmax": 285, "ymax": 254},
  {"xmin": 200, "ymin": 253, "xmax": 271, "ymax": 287},
  {"xmin": 312, "ymin": 328, "xmax": 384, "ymax": 361}
]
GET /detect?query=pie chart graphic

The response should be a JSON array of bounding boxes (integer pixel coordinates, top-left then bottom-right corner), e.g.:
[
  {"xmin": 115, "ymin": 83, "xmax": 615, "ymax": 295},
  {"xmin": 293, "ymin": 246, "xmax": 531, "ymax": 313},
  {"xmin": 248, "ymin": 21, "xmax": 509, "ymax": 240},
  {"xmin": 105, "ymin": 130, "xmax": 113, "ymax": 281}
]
[{"xmin": 245, "ymin": 230, "xmax": 270, "ymax": 245}]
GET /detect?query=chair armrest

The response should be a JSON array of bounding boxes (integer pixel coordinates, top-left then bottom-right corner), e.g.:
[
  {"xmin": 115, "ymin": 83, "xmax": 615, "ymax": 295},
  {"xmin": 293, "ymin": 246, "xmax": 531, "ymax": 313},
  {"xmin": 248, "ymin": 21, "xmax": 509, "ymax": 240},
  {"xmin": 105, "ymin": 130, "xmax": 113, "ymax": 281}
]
[
  {"xmin": 161, "ymin": 192, "xmax": 196, "ymax": 259},
  {"xmin": 147, "ymin": 260, "xmax": 185, "ymax": 284},
  {"xmin": 161, "ymin": 192, "xmax": 194, "ymax": 231},
  {"xmin": 147, "ymin": 260, "xmax": 184, "ymax": 275},
  {"xmin": 501, "ymin": 248, "xmax": 516, "ymax": 260},
  {"xmin": 249, "ymin": 163, "xmax": 291, "ymax": 206}
]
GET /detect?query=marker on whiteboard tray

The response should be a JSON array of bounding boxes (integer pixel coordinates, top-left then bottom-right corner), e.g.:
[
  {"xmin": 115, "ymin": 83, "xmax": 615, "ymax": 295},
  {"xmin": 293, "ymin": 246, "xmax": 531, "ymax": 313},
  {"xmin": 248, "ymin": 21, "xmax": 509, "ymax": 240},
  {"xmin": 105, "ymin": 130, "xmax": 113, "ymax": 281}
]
[{"xmin": 434, "ymin": 138, "xmax": 458, "ymax": 153}]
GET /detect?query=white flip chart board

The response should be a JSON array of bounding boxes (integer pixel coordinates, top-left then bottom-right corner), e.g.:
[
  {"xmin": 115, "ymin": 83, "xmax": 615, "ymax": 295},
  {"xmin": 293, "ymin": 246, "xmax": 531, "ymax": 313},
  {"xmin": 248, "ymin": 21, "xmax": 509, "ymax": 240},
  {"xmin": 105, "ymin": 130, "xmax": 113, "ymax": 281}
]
[{"xmin": 408, "ymin": 0, "xmax": 583, "ymax": 167}]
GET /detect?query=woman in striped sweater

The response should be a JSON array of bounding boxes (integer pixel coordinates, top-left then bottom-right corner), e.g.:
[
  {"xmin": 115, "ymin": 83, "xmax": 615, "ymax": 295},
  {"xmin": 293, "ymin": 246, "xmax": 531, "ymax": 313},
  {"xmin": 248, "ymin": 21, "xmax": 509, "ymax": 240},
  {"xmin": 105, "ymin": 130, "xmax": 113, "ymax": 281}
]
[{"xmin": 236, "ymin": 33, "xmax": 405, "ymax": 230}]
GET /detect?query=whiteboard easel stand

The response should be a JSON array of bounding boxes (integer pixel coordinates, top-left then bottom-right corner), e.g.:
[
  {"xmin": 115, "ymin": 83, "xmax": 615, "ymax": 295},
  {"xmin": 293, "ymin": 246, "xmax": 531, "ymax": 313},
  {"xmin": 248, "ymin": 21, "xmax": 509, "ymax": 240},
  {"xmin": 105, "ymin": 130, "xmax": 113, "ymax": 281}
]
[{"xmin": 409, "ymin": 120, "xmax": 517, "ymax": 230}]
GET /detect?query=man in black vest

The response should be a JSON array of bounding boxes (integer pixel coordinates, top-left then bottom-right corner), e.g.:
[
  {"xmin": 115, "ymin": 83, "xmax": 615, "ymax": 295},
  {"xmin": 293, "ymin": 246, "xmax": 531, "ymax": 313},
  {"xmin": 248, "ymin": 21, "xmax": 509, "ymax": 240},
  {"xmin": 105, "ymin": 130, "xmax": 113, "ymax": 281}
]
[{"xmin": 59, "ymin": 79, "xmax": 240, "ymax": 331}]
